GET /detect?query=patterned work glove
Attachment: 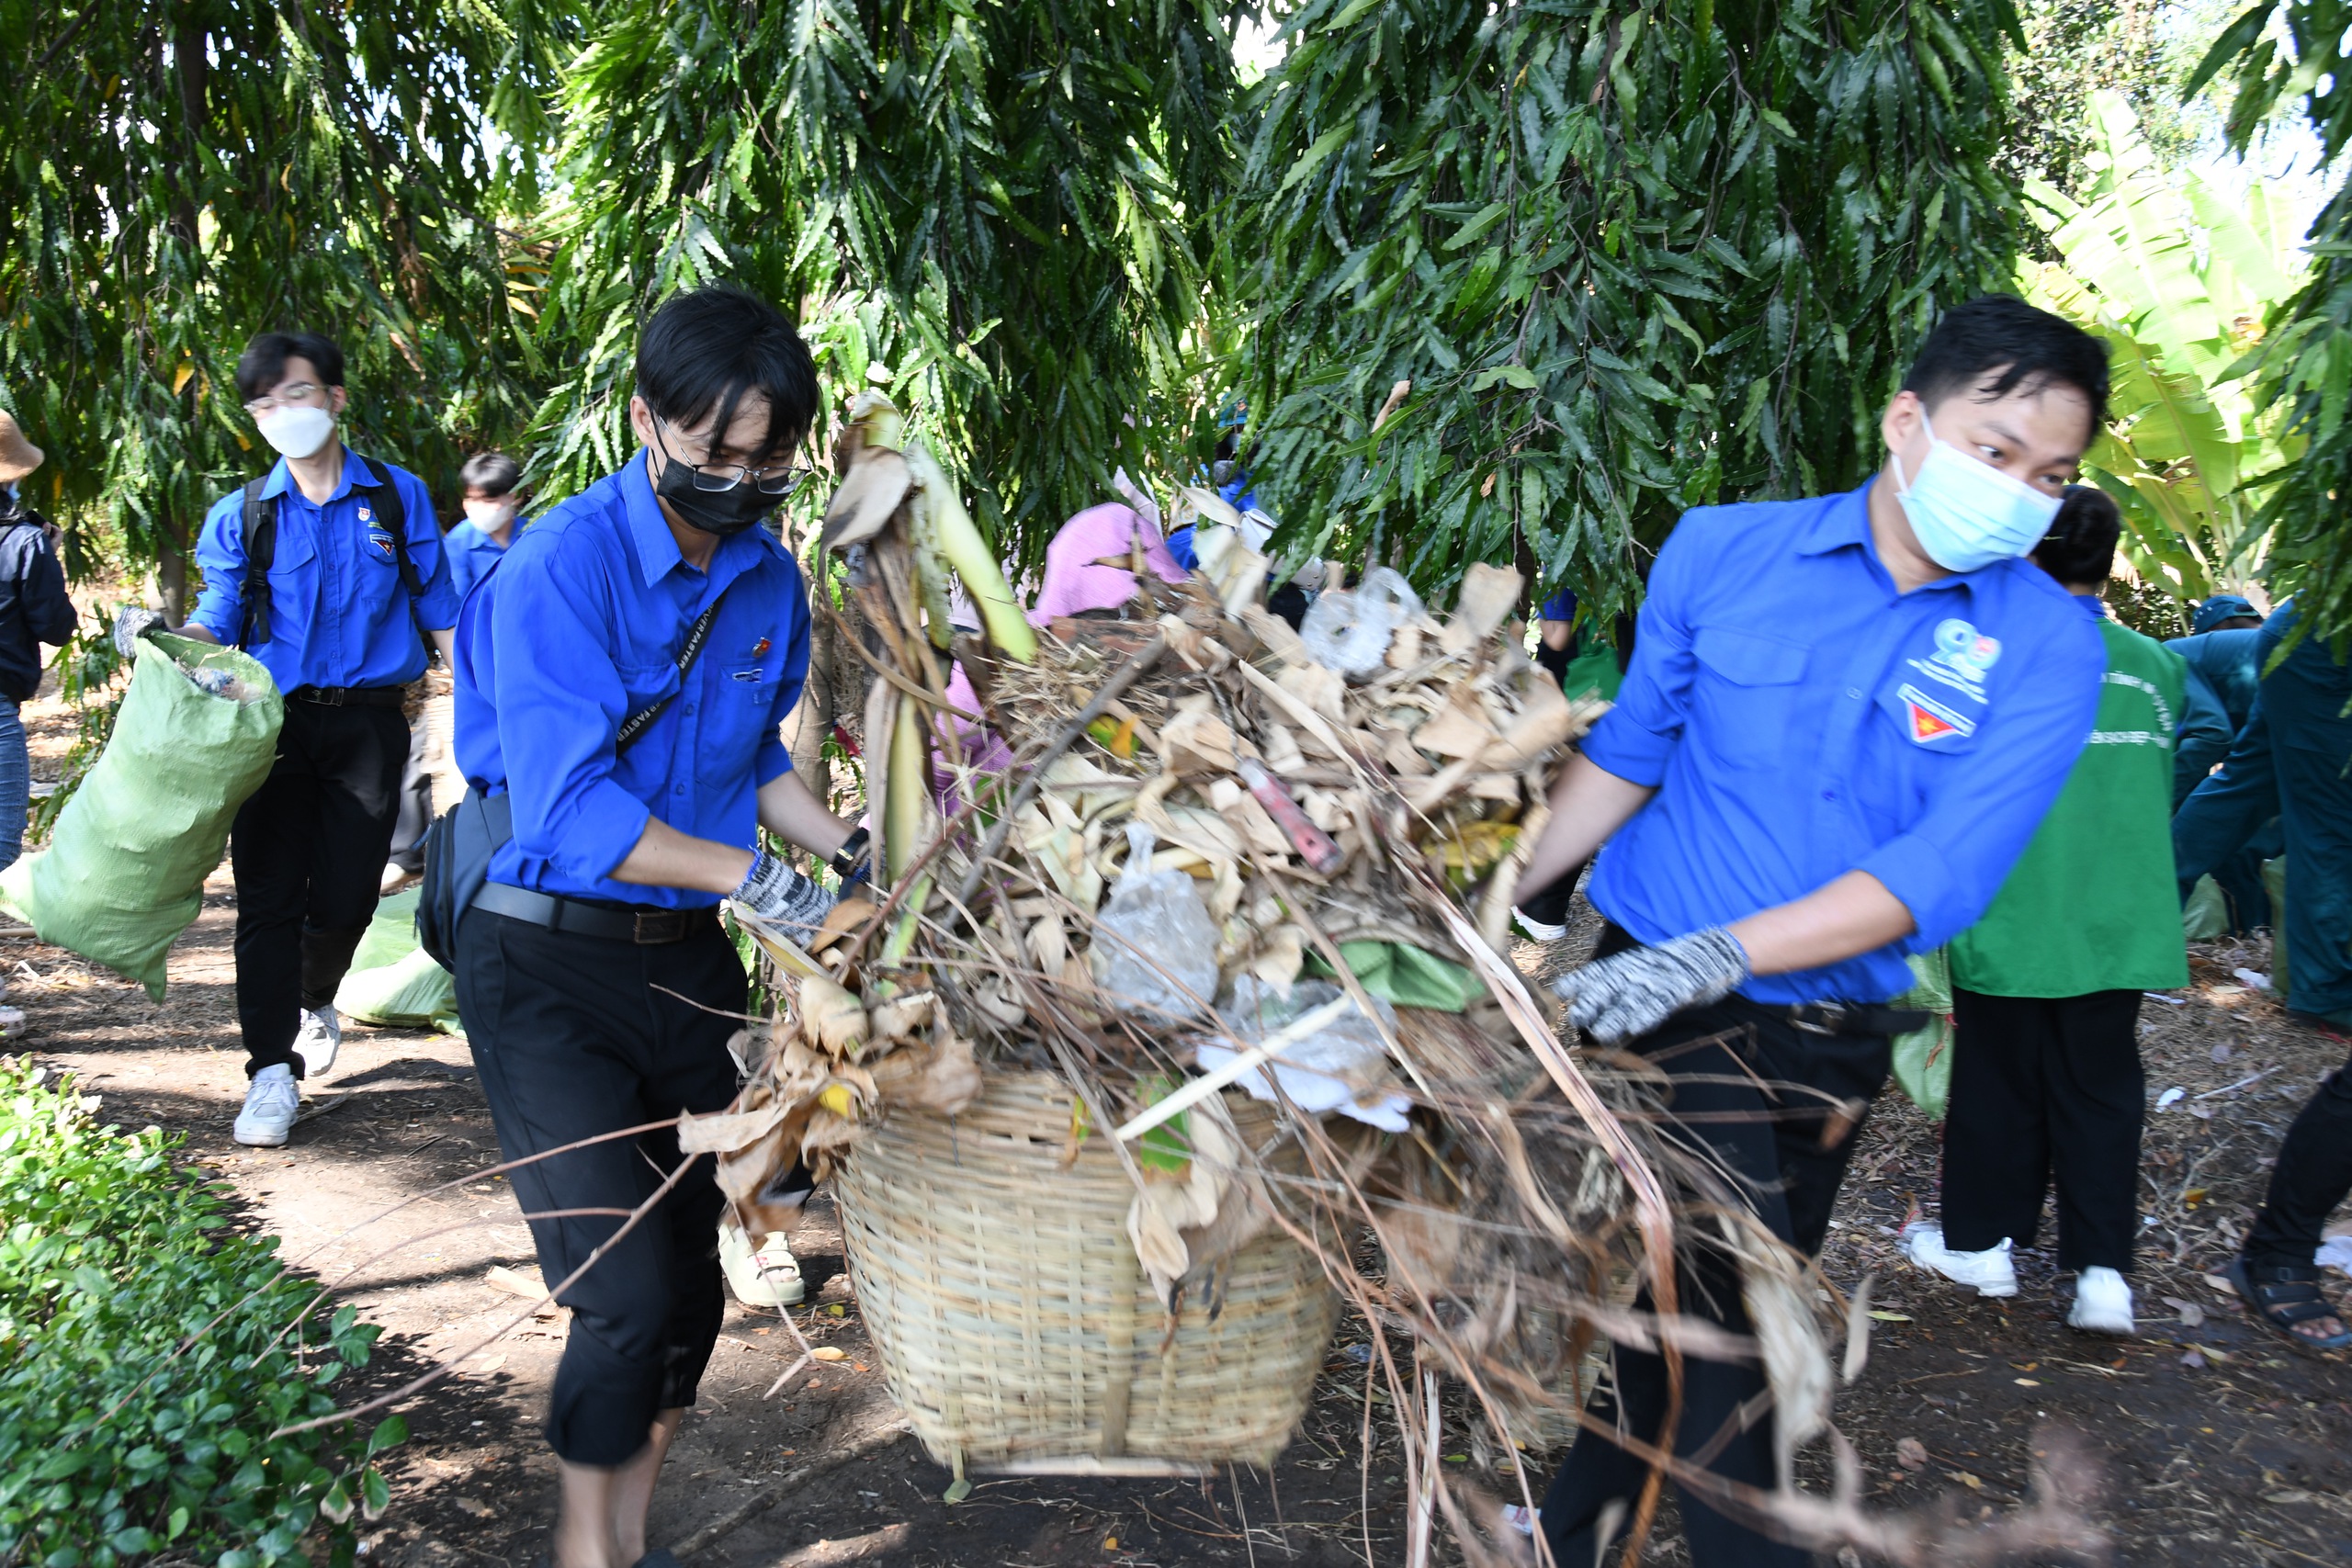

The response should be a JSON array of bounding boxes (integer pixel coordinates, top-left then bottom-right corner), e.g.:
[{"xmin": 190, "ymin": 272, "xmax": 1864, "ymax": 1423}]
[
  {"xmin": 1551, "ymin": 927, "xmax": 1749, "ymax": 1043},
  {"xmin": 730, "ymin": 848, "xmax": 837, "ymax": 939},
  {"xmin": 112, "ymin": 605, "xmax": 166, "ymax": 660}
]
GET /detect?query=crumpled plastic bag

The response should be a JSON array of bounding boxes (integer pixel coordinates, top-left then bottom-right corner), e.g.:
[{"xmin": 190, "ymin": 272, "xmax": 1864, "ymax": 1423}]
[
  {"xmin": 1300, "ymin": 567, "xmax": 1424, "ymax": 679},
  {"xmin": 1091, "ymin": 823, "xmax": 1220, "ymax": 1021},
  {"xmin": 1197, "ymin": 975, "xmax": 1411, "ymax": 1130}
]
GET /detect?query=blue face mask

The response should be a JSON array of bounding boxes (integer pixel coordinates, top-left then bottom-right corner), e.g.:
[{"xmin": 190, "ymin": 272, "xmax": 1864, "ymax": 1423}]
[{"xmin": 1889, "ymin": 413, "xmax": 2063, "ymax": 573}]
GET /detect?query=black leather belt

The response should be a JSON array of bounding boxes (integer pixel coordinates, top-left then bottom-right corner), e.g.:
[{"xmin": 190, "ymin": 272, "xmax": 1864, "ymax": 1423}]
[
  {"xmin": 473, "ymin": 882, "xmax": 721, "ymax": 944},
  {"xmin": 1753, "ymin": 1000, "xmax": 1932, "ymax": 1038},
  {"xmin": 289, "ymin": 684, "xmax": 408, "ymax": 708}
]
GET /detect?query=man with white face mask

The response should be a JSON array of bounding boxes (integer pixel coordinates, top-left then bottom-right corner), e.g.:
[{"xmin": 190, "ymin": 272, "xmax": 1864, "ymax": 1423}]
[
  {"xmin": 447, "ymin": 449, "xmax": 527, "ymax": 600},
  {"xmin": 1512, "ymin": 295, "xmax": 2110, "ymax": 1568},
  {"xmin": 115, "ymin": 332, "xmax": 458, "ymax": 1147}
]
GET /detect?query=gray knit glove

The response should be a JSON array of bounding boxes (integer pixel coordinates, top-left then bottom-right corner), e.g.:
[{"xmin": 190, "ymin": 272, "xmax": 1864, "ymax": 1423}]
[
  {"xmin": 112, "ymin": 605, "xmax": 166, "ymax": 660},
  {"xmin": 1551, "ymin": 928, "xmax": 1750, "ymax": 1043},
  {"xmin": 730, "ymin": 849, "xmax": 837, "ymax": 940}
]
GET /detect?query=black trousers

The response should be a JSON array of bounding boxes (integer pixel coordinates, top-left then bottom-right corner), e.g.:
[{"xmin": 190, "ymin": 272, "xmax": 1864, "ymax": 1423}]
[
  {"xmin": 229, "ymin": 701, "xmax": 407, "ymax": 1077},
  {"xmin": 1542, "ymin": 929, "xmax": 1891, "ymax": 1568},
  {"xmin": 1942, "ymin": 987, "xmax": 2144, "ymax": 1272},
  {"xmin": 386, "ymin": 719, "xmax": 435, "ymax": 874},
  {"xmin": 2246, "ymin": 1044, "xmax": 2352, "ymax": 1271},
  {"xmin": 455, "ymin": 906, "xmax": 744, "ymax": 1467}
]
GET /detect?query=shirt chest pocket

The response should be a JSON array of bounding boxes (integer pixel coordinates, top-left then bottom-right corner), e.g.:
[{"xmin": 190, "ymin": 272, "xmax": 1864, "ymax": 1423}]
[
  {"xmin": 257, "ymin": 525, "xmax": 321, "ymax": 620},
  {"xmin": 694, "ymin": 663, "xmax": 779, "ymax": 783},
  {"xmin": 1690, "ymin": 625, "xmax": 1809, "ymax": 770}
]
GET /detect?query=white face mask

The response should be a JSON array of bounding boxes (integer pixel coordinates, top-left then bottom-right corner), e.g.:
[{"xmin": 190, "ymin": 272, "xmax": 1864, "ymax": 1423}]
[
  {"xmin": 255, "ymin": 404, "xmax": 337, "ymax": 460},
  {"xmin": 463, "ymin": 498, "xmax": 518, "ymax": 532},
  {"xmin": 1888, "ymin": 412, "xmax": 2064, "ymax": 573}
]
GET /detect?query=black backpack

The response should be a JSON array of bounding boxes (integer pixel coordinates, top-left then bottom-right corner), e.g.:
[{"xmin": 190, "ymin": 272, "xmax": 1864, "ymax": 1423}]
[{"xmin": 237, "ymin": 454, "xmax": 424, "ymax": 648}]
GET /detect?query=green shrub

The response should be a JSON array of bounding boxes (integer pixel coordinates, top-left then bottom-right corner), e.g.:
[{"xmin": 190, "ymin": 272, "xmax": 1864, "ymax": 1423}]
[{"xmin": 0, "ymin": 1056, "xmax": 401, "ymax": 1566}]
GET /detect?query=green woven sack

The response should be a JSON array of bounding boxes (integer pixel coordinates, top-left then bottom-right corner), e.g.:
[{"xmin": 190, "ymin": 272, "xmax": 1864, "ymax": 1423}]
[
  {"xmin": 335, "ymin": 888, "xmax": 461, "ymax": 1032},
  {"xmin": 0, "ymin": 634, "xmax": 282, "ymax": 998},
  {"xmin": 1888, "ymin": 946, "xmax": 1954, "ymax": 1122}
]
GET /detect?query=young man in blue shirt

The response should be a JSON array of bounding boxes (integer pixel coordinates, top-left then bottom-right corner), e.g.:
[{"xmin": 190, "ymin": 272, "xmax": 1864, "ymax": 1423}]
[
  {"xmin": 1513, "ymin": 295, "xmax": 2111, "ymax": 1566},
  {"xmin": 447, "ymin": 449, "xmax": 526, "ymax": 601},
  {"xmin": 452, "ymin": 286, "xmax": 854, "ymax": 1568},
  {"xmin": 116, "ymin": 332, "xmax": 458, "ymax": 1147}
]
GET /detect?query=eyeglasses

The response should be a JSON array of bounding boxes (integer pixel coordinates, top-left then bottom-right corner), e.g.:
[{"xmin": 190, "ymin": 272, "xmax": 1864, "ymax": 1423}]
[
  {"xmin": 656, "ymin": 417, "xmax": 810, "ymax": 497},
  {"xmin": 243, "ymin": 382, "xmax": 329, "ymax": 415}
]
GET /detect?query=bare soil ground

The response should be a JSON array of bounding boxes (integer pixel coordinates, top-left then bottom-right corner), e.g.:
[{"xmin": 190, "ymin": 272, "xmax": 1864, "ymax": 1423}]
[{"xmin": 11, "ymin": 682, "xmax": 2351, "ymax": 1565}]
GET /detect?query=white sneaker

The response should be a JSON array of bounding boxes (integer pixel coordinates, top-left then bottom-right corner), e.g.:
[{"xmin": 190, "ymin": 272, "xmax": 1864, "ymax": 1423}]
[
  {"xmin": 1903, "ymin": 1222, "xmax": 2018, "ymax": 1298},
  {"xmin": 233, "ymin": 1065, "xmax": 300, "ymax": 1147},
  {"xmin": 1512, "ymin": 908, "xmax": 1568, "ymax": 942},
  {"xmin": 719, "ymin": 1222, "xmax": 806, "ymax": 1306},
  {"xmin": 294, "ymin": 1007, "xmax": 342, "ymax": 1078},
  {"xmin": 2068, "ymin": 1266, "xmax": 2135, "ymax": 1336}
]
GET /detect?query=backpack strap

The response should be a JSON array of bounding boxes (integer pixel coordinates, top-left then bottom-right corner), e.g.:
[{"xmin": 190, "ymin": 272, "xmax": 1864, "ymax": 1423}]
[
  {"xmin": 349, "ymin": 455, "xmax": 424, "ymax": 602},
  {"xmin": 239, "ymin": 479, "xmax": 276, "ymax": 648}
]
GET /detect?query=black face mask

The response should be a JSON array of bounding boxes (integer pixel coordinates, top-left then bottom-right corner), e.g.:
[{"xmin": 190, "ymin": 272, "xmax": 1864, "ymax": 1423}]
[{"xmin": 652, "ymin": 448, "xmax": 777, "ymax": 536}]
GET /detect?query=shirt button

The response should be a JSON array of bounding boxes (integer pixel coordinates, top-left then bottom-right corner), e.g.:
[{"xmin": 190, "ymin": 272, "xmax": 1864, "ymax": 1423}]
[
  {"xmin": 674, "ymin": 784, "xmax": 686, "ymax": 796},
  {"xmin": 684, "ymin": 704, "xmax": 696, "ymax": 716},
  {"xmin": 1846, "ymin": 687, "xmax": 1862, "ymax": 699},
  {"xmin": 1822, "ymin": 790, "xmax": 1838, "ymax": 802}
]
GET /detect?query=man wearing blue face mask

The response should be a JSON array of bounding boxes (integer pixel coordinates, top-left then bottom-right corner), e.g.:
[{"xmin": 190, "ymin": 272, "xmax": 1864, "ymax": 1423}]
[{"xmin": 1512, "ymin": 294, "xmax": 2109, "ymax": 1568}]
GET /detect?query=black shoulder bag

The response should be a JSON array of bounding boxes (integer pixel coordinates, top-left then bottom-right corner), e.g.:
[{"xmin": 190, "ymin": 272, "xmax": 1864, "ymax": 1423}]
[{"xmin": 416, "ymin": 586, "xmax": 731, "ymax": 970}]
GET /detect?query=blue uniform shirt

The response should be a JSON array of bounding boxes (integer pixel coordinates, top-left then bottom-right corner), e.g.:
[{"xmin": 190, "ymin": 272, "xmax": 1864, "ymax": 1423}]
[
  {"xmin": 445, "ymin": 517, "xmax": 521, "ymax": 602},
  {"xmin": 454, "ymin": 455, "xmax": 810, "ymax": 908},
  {"xmin": 1581, "ymin": 480, "xmax": 2105, "ymax": 1005},
  {"xmin": 191, "ymin": 449, "xmax": 459, "ymax": 691}
]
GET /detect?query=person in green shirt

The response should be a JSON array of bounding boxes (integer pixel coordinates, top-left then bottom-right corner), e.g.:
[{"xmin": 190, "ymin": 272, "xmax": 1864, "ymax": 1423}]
[{"xmin": 1904, "ymin": 487, "xmax": 2188, "ymax": 1337}]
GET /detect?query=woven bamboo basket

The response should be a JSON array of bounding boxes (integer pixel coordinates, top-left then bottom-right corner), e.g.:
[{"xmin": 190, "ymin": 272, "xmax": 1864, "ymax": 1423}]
[{"xmin": 832, "ymin": 1070, "xmax": 1340, "ymax": 1475}]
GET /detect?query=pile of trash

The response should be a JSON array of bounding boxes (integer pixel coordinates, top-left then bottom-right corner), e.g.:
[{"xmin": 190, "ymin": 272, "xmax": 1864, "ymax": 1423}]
[{"xmin": 688, "ymin": 394, "xmax": 1854, "ymax": 1552}]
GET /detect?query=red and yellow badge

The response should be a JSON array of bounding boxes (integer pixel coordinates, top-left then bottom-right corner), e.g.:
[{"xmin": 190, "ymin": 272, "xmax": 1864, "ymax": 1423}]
[
  {"xmin": 749, "ymin": 636, "xmax": 772, "ymax": 660},
  {"xmin": 1906, "ymin": 700, "xmax": 1958, "ymax": 744},
  {"xmin": 1895, "ymin": 682, "xmax": 1976, "ymax": 746}
]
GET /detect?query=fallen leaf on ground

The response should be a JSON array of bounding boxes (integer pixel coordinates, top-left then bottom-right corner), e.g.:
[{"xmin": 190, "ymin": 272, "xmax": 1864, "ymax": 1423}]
[
  {"xmin": 2180, "ymin": 1347, "xmax": 2208, "ymax": 1370},
  {"xmin": 2162, "ymin": 1296, "xmax": 2205, "ymax": 1328},
  {"xmin": 2204, "ymin": 1273, "xmax": 2237, "ymax": 1294},
  {"xmin": 1952, "ymin": 1471, "xmax": 1984, "ymax": 1490},
  {"xmin": 810, "ymin": 1345, "xmax": 848, "ymax": 1361},
  {"xmin": 452, "ymin": 1497, "xmax": 493, "ymax": 1519},
  {"xmin": 1895, "ymin": 1438, "xmax": 1928, "ymax": 1470}
]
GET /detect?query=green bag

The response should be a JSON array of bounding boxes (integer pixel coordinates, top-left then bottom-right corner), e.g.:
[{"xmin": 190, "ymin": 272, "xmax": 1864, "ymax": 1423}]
[
  {"xmin": 1888, "ymin": 947, "xmax": 1955, "ymax": 1122},
  {"xmin": 336, "ymin": 891, "xmax": 461, "ymax": 1032},
  {"xmin": 2182, "ymin": 874, "xmax": 2229, "ymax": 942},
  {"xmin": 0, "ymin": 635, "xmax": 281, "ymax": 999},
  {"xmin": 1306, "ymin": 940, "xmax": 1481, "ymax": 1011}
]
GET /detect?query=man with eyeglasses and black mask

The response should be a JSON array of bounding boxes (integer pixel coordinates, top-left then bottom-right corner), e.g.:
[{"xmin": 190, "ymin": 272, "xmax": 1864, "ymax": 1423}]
[
  {"xmin": 447, "ymin": 285, "xmax": 857, "ymax": 1568},
  {"xmin": 114, "ymin": 333, "xmax": 459, "ymax": 1148}
]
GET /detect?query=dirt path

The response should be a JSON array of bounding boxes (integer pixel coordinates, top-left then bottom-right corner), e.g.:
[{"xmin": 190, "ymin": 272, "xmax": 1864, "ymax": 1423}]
[{"xmin": 11, "ymin": 680, "xmax": 2350, "ymax": 1563}]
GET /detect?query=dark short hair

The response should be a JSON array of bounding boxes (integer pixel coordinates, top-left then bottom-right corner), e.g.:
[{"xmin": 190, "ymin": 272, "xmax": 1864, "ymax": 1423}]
[
  {"xmin": 235, "ymin": 332, "xmax": 346, "ymax": 401},
  {"xmin": 2033, "ymin": 484, "xmax": 2122, "ymax": 587},
  {"xmin": 459, "ymin": 451, "xmax": 523, "ymax": 496},
  {"xmin": 636, "ymin": 286, "xmax": 819, "ymax": 463},
  {"xmin": 1902, "ymin": 295, "xmax": 2110, "ymax": 438}
]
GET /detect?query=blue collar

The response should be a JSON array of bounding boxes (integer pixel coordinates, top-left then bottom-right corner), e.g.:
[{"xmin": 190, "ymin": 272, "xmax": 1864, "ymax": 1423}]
[
  {"xmin": 257, "ymin": 446, "xmax": 379, "ymax": 505},
  {"xmin": 618, "ymin": 452, "xmax": 790, "ymax": 588},
  {"xmin": 1794, "ymin": 482, "xmax": 1875, "ymax": 558}
]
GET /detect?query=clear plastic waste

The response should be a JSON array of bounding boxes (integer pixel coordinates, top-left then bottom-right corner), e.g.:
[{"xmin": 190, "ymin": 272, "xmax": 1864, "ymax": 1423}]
[
  {"xmin": 1197, "ymin": 975, "xmax": 1412, "ymax": 1130},
  {"xmin": 1299, "ymin": 566, "xmax": 1425, "ymax": 678},
  {"xmin": 1091, "ymin": 823, "xmax": 1221, "ymax": 1021}
]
